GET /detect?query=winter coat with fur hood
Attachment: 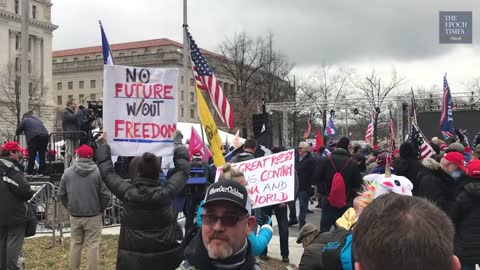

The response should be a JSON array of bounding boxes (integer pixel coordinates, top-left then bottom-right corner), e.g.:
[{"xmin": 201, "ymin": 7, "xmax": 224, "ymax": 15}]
[{"xmin": 417, "ymin": 158, "xmax": 457, "ymax": 218}]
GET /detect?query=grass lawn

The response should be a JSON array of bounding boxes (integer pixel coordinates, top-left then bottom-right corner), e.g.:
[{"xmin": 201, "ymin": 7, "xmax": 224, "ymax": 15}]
[{"xmin": 23, "ymin": 236, "xmax": 291, "ymax": 269}]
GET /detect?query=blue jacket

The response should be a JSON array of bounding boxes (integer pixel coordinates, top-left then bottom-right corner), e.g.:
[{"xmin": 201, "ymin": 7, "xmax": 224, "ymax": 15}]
[
  {"xmin": 16, "ymin": 116, "xmax": 48, "ymax": 143},
  {"xmin": 196, "ymin": 200, "xmax": 273, "ymax": 256}
]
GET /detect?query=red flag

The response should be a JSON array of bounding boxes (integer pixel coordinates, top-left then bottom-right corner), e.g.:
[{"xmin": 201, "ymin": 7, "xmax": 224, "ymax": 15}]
[
  {"xmin": 304, "ymin": 117, "xmax": 312, "ymax": 140},
  {"xmin": 188, "ymin": 127, "xmax": 212, "ymax": 161},
  {"xmin": 316, "ymin": 129, "xmax": 324, "ymax": 147}
]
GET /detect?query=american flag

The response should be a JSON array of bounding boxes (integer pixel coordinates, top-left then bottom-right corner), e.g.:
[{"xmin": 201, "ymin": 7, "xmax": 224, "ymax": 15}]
[
  {"xmin": 365, "ymin": 112, "xmax": 375, "ymax": 144},
  {"xmin": 408, "ymin": 123, "xmax": 435, "ymax": 160},
  {"xmin": 187, "ymin": 30, "xmax": 234, "ymax": 129}
]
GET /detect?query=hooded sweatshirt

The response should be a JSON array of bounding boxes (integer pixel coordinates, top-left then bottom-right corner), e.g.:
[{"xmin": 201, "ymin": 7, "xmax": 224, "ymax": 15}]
[{"xmin": 59, "ymin": 158, "xmax": 109, "ymax": 217}]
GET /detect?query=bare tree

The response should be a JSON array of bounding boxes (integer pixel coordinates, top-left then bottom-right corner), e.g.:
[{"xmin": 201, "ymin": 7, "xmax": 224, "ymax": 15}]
[
  {"xmin": 217, "ymin": 32, "xmax": 268, "ymax": 137},
  {"xmin": 297, "ymin": 64, "xmax": 352, "ymax": 136},
  {"xmin": 0, "ymin": 64, "xmax": 44, "ymax": 133},
  {"xmin": 350, "ymin": 68, "xmax": 404, "ymax": 144},
  {"xmin": 261, "ymin": 32, "xmax": 295, "ymax": 102}
]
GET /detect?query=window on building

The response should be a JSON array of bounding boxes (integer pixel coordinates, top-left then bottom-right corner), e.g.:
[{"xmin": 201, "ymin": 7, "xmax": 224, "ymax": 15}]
[
  {"xmin": 57, "ymin": 82, "xmax": 62, "ymax": 91},
  {"xmin": 119, "ymin": 52, "xmax": 125, "ymax": 57},
  {"xmin": 62, "ymin": 58, "xmax": 67, "ymax": 62},
  {"xmin": 73, "ymin": 57, "xmax": 78, "ymax": 61},
  {"xmin": 52, "ymin": 59, "xmax": 57, "ymax": 63},
  {"xmin": 68, "ymin": 95, "xmax": 73, "ymax": 100},
  {"xmin": 190, "ymin": 109, "xmax": 195, "ymax": 119},
  {"xmin": 57, "ymin": 96, "xmax": 62, "ymax": 105},
  {"xmin": 84, "ymin": 56, "xmax": 89, "ymax": 61},
  {"xmin": 131, "ymin": 51, "xmax": 137, "ymax": 56},
  {"xmin": 181, "ymin": 107, "xmax": 184, "ymax": 118},
  {"xmin": 28, "ymin": 37, "xmax": 31, "ymax": 52},
  {"xmin": 14, "ymin": 0, "xmax": 19, "ymax": 14},
  {"xmin": 79, "ymin": 81, "xmax": 84, "ymax": 89},
  {"xmin": 90, "ymin": 93, "xmax": 96, "ymax": 101},
  {"xmin": 190, "ymin": 79, "xmax": 194, "ymax": 87},
  {"xmin": 181, "ymin": 91, "xmax": 184, "ymax": 101},
  {"xmin": 68, "ymin": 81, "xmax": 73, "ymax": 90},
  {"xmin": 15, "ymin": 58, "xmax": 20, "ymax": 72},
  {"xmin": 29, "ymin": 82, "xmax": 33, "ymax": 96},
  {"xmin": 189, "ymin": 92, "xmax": 194, "ymax": 103},
  {"xmin": 79, "ymin": 94, "xmax": 84, "ymax": 102},
  {"xmin": 90, "ymin": 80, "xmax": 96, "ymax": 88},
  {"xmin": 28, "ymin": 60, "xmax": 31, "ymax": 73},
  {"xmin": 157, "ymin": 48, "xmax": 163, "ymax": 53},
  {"xmin": 96, "ymin": 55, "xmax": 101, "ymax": 59},
  {"xmin": 145, "ymin": 49, "xmax": 150, "ymax": 54},
  {"xmin": 32, "ymin": 5, "xmax": 36, "ymax": 19},
  {"xmin": 15, "ymin": 34, "xmax": 20, "ymax": 50},
  {"xmin": 181, "ymin": 76, "xmax": 184, "ymax": 84}
]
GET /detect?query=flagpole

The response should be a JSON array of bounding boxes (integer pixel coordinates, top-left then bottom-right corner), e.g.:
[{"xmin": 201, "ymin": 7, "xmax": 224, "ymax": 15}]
[{"xmin": 183, "ymin": 0, "xmax": 207, "ymax": 160}]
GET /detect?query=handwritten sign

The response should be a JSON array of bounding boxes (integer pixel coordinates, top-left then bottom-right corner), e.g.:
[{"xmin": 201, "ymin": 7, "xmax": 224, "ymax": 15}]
[
  {"xmin": 216, "ymin": 150, "xmax": 295, "ymax": 208},
  {"xmin": 103, "ymin": 65, "xmax": 178, "ymax": 156}
]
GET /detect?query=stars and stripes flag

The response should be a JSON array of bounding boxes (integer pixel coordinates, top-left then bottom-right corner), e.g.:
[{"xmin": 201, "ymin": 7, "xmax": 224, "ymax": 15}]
[
  {"xmin": 365, "ymin": 112, "xmax": 375, "ymax": 144},
  {"xmin": 408, "ymin": 123, "xmax": 435, "ymax": 160},
  {"xmin": 99, "ymin": 21, "xmax": 115, "ymax": 65},
  {"xmin": 186, "ymin": 30, "xmax": 234, "ymax": 129},
  {"xmin": 440, "ymin": 74, "xmax": 455, "ymax": 139}
]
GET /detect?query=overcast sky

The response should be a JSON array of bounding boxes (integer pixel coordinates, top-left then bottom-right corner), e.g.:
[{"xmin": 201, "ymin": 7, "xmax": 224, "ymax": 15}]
[{"xmin": 52, "ymin": 0, "xmax": 480, "ymax": 93}]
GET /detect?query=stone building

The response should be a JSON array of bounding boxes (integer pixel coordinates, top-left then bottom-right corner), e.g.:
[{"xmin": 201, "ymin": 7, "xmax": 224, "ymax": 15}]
[{"xmin": 0, "ymin": 0, "xmax": 57, "ymax": 138}]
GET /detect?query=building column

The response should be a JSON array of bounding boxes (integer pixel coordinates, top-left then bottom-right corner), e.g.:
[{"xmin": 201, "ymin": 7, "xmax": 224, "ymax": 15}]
[
  {"xmin": 9, "ymin": 31, "xmax": 16, "ymax": 70},
  {"xmin": 34, "ymin": 37, "xmax": 42, "ymax": 80}
]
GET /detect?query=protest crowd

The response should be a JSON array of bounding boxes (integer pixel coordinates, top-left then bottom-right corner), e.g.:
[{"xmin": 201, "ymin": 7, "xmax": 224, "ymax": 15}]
[{"xmin": 0, "ymin": 22, "xmax": 478, "ymax": 270}]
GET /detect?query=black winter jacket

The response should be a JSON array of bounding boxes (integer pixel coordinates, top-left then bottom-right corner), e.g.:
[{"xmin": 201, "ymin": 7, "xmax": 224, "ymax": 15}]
[
  {"xmin": 314, "ymin": 149, "xmax": 362, "ymax": 205},
  {"xmin": 0, "ymin": 158, "xmax": 35, "ymax": 226},
  {"xmin": 297, "ymin": 152, "xmax": 316, "ymax": 191},
  {"xmin": 417, "ymin": 158, "xmax": 457, "ymax": 218},
  {"xmin": 95, "ymin": 142, "xmax": 190, "ymax": 270},
  {"xmin": 15, "ymin": 115, "xmax": 48, "ymax": 143},
  {"xmin": 62, "ymin": 107, "xmax": 82, "ymax": 139},
  {"xmin": 392, "ymin": 158, "xmax": 424, "ymax": 195},
  {"xmin": 452, "ymin": 178, "xmax": 480, "ymax": 263}
]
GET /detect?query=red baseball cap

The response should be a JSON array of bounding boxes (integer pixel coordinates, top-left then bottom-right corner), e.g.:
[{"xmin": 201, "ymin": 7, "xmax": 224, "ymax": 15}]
[
  {"xmin": 2, "ymin": 141, "xmax": 23, "ymax": 152},
  {"xmin": 443, "ymin": 152, "xmax": 467, "ymax": 172},
  {"xmin": 75, "ymin": 144, "xmax": 93, "ymax": 159},
  {"xmin": 467, "ymin": 160, "xmax": 480, "ymax": 178}
]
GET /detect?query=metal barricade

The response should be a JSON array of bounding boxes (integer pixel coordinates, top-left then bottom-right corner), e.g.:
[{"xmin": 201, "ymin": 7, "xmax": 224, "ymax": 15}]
[{"xmin": 47, "ymin": 131, "xmax": 87, "ymax": 182}]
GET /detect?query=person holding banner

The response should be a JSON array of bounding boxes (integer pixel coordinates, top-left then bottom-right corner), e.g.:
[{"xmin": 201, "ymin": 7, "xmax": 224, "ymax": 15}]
[{"xmin": 94, "ymin": 132, "xmax": 190, "ymax": 270}]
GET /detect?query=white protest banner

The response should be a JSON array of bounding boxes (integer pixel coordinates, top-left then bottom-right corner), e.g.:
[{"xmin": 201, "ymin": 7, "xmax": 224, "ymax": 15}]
[
  {"xmin": 103, "ymin": 65, "xmax": 178, "ymax": 156},
  {"xmin": 216, "ymin": 150, "xmax": 295, "ymax": 208}
]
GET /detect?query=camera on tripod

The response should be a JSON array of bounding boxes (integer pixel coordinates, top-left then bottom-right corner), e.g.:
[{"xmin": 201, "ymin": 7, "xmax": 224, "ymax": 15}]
[{"xmin": 87, "ymin": 101, "xmax": 103, "ymax": 119}]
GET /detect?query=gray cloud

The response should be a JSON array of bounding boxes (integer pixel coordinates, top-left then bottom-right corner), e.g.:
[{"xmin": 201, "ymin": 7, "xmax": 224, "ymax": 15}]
[{"xmin": 52, "ymin": 0, "xmax": 480, "ymax": 67}]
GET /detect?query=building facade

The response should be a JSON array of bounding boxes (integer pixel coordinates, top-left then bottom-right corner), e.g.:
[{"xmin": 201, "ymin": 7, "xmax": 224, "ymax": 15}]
[{"xmin": 0, "ymin": 0, "xmax": 57, "ymax": 137}]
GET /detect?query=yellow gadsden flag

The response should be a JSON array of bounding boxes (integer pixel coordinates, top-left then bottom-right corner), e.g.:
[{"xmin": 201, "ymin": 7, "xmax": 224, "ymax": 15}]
[{"xmin": 196, "ymin": 86, "xmax": 226, "ymax": 167}]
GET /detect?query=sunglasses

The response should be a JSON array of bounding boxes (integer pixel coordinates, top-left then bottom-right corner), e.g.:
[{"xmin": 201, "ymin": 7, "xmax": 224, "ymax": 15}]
[{"xmin": 201, "ymin": 214, "xmax": 248, "ymax": 227}]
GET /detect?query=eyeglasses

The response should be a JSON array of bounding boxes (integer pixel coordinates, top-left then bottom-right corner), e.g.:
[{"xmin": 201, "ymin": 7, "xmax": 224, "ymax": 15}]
[{"xmin": 201, "ymin": 214, "xmax": 248, "ymax": 227}]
